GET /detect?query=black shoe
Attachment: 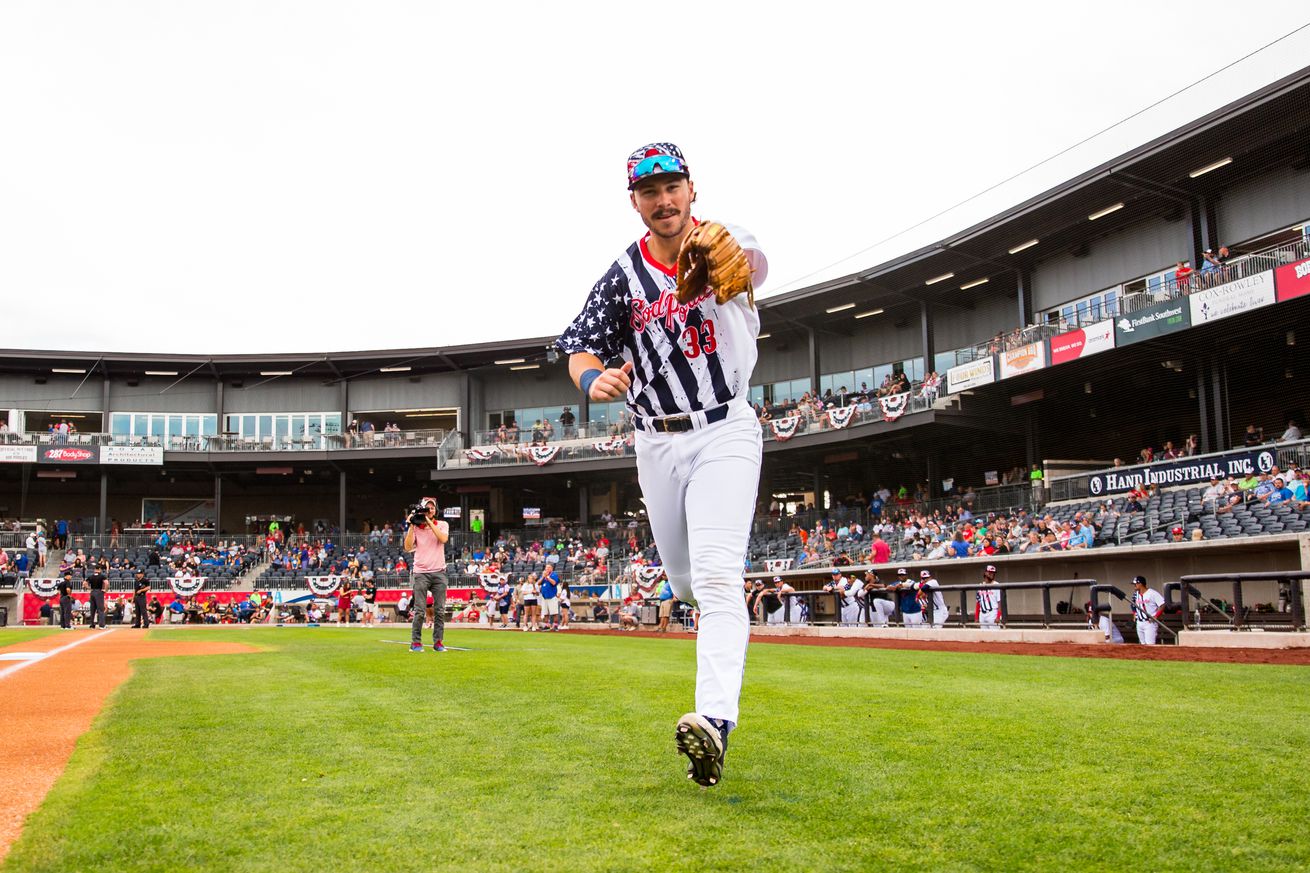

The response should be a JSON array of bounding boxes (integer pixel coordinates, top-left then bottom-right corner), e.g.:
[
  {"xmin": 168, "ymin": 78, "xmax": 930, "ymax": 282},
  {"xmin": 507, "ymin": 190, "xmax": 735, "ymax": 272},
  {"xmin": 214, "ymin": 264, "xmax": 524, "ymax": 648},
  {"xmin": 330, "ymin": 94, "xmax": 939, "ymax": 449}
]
[{"xmin": 675, "ymin": 713, "xmax": 729, "ymax": 787}]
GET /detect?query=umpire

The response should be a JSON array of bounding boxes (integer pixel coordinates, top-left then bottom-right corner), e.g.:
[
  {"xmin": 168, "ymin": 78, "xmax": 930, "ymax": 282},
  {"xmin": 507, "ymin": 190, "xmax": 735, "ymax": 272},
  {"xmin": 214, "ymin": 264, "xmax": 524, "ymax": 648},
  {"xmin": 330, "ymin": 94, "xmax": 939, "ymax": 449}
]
[
  {"xmin": 85, "ymin": 563, "xmax": 109, "ymax": 629},
  {"xmin": 58, "ymin": 572, "xmax": 74, "ymax": 628},
  {"xmin": 132, "ymin": 569, "xmax": 151, "ymax": 628}
]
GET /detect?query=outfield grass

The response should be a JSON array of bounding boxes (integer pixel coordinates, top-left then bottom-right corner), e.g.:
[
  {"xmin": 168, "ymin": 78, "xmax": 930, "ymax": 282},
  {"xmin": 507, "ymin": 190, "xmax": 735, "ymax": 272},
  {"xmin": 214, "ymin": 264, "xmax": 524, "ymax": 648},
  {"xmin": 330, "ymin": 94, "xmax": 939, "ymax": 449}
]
[
  {"xmin": 0, "ymin": 628, "xmax": 62, "ymax": 648},
  {"xmin": 5, "ymin": 628, "xmax": 1309, "ymax": 872}
]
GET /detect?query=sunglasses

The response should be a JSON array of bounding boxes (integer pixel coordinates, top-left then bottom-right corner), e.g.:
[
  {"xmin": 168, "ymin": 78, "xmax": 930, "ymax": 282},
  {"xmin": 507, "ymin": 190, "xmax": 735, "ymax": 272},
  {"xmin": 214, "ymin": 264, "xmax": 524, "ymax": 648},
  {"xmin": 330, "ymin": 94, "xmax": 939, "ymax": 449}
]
[{"xmin": 629, "ymin": 154, "xmax": 687, "ymax": 186}]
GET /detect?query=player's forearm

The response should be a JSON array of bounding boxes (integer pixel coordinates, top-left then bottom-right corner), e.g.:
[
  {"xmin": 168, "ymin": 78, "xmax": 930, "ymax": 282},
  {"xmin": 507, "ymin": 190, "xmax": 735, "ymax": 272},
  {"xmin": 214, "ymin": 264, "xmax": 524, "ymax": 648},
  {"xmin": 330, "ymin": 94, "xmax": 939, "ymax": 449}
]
[{"xmin": 569, "ymin": 353, "xmax": 605, "ymax": 391}]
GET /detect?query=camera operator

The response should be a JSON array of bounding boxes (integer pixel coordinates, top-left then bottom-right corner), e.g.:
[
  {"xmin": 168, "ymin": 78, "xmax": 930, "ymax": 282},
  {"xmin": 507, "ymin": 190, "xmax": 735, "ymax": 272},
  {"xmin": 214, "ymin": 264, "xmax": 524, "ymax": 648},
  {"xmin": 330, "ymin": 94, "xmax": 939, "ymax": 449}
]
[{"xmin": 404, "ymin": 497, "xmax": 450, "ymax": 653}]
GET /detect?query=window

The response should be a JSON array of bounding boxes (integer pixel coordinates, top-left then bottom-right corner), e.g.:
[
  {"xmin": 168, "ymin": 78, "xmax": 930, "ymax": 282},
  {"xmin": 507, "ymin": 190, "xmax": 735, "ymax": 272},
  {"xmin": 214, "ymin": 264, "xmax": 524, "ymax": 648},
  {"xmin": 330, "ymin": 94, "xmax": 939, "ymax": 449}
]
[{"xmin": 111, "ymin": 414, "xmax": 130, "ymax": 436}]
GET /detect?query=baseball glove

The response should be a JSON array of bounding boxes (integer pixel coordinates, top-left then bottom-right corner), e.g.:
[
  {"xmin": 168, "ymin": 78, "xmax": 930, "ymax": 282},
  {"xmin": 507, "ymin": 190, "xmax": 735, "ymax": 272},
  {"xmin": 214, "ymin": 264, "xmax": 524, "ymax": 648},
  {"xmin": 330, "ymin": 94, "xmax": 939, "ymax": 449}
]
[{"xmin": 676, "ymin": 221, "xmax": 754, "ymax": 307}]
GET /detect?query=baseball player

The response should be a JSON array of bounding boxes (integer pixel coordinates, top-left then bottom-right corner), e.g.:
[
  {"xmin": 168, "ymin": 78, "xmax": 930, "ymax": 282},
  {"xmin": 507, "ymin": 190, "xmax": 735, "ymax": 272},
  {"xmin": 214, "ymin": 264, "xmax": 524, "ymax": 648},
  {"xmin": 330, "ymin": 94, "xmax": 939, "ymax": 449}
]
[
  {"xmin": 1131, "ymin": 575, "xmax": 1166, "ymax": 645},
  {"xmin": 759, "ymin": 576, "xmax": 799, "ymax": 625},
  {"xmin": 1086, "ymin": 600, "xmax": 1125, "ymax": 643},
  {"xmin": 893, "ymin": 569, "xmax": 925, "ymax": 627},
  {"xmin": 824, "ymin": 568, "xmax": 864, "ymax": 626},
  {"xmin": 920, "ymin": 570, "xmax": 949, "ymax": 628},
  {"xmin": 861, "ymin": 570, "xmax": 897, "ymax": 627},
  {"xmin": 975, "ymin": 564, "xmax": 1002, "ymax": 629},
  {"xmin": 557, "ymin": 142, "xmax": 767, "ymax": 788}
]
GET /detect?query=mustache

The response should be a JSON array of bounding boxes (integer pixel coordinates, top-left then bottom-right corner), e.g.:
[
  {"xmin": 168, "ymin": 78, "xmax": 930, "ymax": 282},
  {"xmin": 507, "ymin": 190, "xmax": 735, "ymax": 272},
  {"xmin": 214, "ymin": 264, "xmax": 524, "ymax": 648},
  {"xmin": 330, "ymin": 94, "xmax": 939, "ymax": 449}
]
[{"xmin": 652, "ymin": 208, "xmax": 680, "ymax": 220}]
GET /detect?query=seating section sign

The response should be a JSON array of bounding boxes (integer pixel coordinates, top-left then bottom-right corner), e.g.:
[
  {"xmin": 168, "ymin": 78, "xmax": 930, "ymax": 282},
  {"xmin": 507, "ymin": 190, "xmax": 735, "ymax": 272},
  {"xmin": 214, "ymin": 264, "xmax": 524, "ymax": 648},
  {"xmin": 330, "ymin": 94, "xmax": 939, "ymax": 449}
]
[
  {"xmin": 1275, "ymin": 257, "xmax": 1310, "ymax": 302},
  {"xmin": 1187, "ymin": 270, "xmax": 1275, "ymax": 325},
  {"xmin": 1050, "ymin": 320, "xmax": 1114, "ymax": 365}
]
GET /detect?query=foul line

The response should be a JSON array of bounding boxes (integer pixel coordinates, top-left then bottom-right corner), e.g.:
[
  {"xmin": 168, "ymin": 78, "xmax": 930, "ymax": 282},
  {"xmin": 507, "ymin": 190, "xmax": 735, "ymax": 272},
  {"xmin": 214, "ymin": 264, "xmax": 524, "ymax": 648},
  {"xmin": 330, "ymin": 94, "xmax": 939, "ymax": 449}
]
[{"xmin": 0, "ymin": 630, "xmax": 116, "ymax": 681}]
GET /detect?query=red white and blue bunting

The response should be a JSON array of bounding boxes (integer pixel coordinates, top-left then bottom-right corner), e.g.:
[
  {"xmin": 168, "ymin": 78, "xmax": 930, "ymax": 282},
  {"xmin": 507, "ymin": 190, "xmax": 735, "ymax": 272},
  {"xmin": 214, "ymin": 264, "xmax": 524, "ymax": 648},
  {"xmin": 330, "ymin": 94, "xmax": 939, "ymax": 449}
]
[
  {"xmin": 169, "ymin": 575, "xmax": 206, "ymax": 597},
  {"xmin": 764, "ymin": 558, "xmax": 794, "ymax": 573},
  {"xmin": 527, "ymin": 445, "xmax": 560, "ymax": 466},
  {"xmin": 478, "ymin": 571, "xmax": 510, "ymax": 590},
  {"xmin": 306, "ymin": 575, "xmax": 341, "ymax": 596},
  {"xmin": 593, "ymin": 435, "xmax": 628, "ymax": 454},
  {"xmin": 464, "ymin": 447, "xmax": 498, "ymax": 462},
  {"xmin": 827, "ymin": 405, "xmax": 857, "ymax": 429},
  {"xmin": 770, "ymin": 415, "xmax": 802, "ymax": 441},
  {"xmin": 879, "ymin": 392, "xmax": 911, "ymax": 422},
  {"xmin": 633, "ymin": 565, "xmax": 666, "ymax": 598}
]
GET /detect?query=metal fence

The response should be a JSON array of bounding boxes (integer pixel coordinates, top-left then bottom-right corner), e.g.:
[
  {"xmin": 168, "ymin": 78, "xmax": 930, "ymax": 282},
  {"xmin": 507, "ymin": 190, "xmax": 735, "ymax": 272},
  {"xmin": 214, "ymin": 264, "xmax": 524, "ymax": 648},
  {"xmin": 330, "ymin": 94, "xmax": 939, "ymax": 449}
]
[{"xmin": 0, "ymin": 429, "xmax": 447, "ymax": 452}]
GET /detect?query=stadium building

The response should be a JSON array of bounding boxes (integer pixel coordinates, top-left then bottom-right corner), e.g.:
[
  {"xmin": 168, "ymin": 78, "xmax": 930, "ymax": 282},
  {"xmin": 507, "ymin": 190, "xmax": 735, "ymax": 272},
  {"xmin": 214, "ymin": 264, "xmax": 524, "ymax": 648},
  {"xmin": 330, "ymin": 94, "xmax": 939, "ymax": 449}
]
[{"xmin": 2, "ymin": 64, "xmax": 1309, "ymax": 623}]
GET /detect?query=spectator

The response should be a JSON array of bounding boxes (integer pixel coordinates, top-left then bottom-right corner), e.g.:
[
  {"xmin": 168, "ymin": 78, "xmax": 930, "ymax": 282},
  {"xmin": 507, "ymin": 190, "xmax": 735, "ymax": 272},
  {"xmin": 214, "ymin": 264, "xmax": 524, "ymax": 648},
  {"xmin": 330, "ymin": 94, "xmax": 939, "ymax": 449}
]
[
  {"xmin": 947, "ymin": 532, "xmax": 970, "ymax": 559},
  {"xmin": 619, "ymin": 596, "xmax": 640, "ymax": 631},
  {"xmin": 1280, "ymin": 419, "xmax": 1302, "ymax": 442},
  {"xmin": 1266, "ymin": 478, "xmax": 1294, "ymax": 505},
  {"xmin": 1174, "ymin": 260, "xmax": 1192, "ymax": 292}
]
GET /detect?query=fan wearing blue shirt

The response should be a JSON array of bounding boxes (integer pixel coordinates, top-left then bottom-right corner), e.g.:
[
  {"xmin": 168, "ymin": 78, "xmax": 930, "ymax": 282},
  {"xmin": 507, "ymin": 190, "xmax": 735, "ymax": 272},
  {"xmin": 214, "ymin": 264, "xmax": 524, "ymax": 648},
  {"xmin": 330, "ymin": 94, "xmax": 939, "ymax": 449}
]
[{"xmin": 539, "ymin": 567, "xmax": 561, "ymax": 630}]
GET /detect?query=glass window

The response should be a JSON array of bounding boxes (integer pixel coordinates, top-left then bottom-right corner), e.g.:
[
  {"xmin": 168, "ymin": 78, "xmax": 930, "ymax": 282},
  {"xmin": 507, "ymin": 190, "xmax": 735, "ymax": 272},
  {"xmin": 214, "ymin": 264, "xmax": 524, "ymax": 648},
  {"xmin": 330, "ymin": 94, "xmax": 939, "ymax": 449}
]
[
  {"xmin": 323, "ymin": 414, "xmax": 340, "ymax": 435},
  {"xmin": 133, "ymin": 414, "xmax": 148, "ymax": 436},
  {"xmin": 1089, "ymin": 297, "xmax": 1102, "ymax": 322},
  {"xmin": 242, "ymin": 415, "xmax": 255, "ymax": 437},
  {"xmin": 111, "ymin": 414, "xmax": 130, "ymax": 436},
  {"xmin": 1104, "ymin": 289, "xmax": 1118, "ymax": 317},
  {"xmin": 933, "ymin": 352, "xmax": 955, "ymax": 376},
  {"xmin": 275, "ymin": 416, "xmax": 289, "ymax": 440},
  {"xmin": 150, "ymin": 416, "xmax": 165, "ymax": 438},
  {"xmin": 167, "ymin": 415, "xmax": 182, "ymax": 439},
  {"xmin": 1075, "ymin": 301, "xmax": 1089, "ymax": 325},
  {"xmin": 748, "ymin": 385, "xmax": 764, "ymax": 407},
  {"xmin": 855, "ymin": 368, "xmax": 874, "ymax": 393}
]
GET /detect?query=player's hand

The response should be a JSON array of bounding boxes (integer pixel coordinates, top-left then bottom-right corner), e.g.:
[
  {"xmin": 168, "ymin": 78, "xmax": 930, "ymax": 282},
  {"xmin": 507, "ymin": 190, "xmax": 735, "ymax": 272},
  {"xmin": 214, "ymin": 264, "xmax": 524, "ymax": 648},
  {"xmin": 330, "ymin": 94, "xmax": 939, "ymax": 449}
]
[{"xmin": 589, "ymin": 362, "xmax": 633, "ymax": 401}]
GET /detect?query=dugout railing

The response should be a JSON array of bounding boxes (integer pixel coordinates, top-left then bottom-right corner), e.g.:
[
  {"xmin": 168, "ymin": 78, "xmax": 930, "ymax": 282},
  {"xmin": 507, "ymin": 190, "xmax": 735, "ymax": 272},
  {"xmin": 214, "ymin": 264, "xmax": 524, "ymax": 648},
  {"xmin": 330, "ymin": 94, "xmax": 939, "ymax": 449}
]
[
  {"xmin": 759, "ymin": 578, "xmax": 1101, "ymax": 630},
  {"xmin": 1168, "ymin": 571, "xmax": 1308, "ymax": 632}
]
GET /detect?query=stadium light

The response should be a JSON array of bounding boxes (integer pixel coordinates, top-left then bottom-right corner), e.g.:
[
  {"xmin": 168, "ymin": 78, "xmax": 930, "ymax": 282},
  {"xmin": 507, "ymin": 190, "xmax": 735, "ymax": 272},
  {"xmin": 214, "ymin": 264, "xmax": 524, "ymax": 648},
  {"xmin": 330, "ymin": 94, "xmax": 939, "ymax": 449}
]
[
  {"xmin": 1088, "ymin": 202, "xmax": 1124, "ymax": 221},
  {"xmin": 1007, "ymin": 239, "xmax": 1039, "ymax": 255},
  {"xmin": 259, "ymin": 370, "xmax": 293, "ymax": 377},
  {"xmin": 959, "ymin": 277, "xmax": 990, "ymax": 290},
  {"xmin": 1188, "ymin": 157, "xmax": 1232, "ymax": 178},
  {"xmin": 924, "ymin": 272, "xmax": 955, "ymax": 285},
  {"xmin": 144, "ymin": 370, "xmax": 178, "ymax": 376},
  {"xmin": 494, "ymin": 358, "xmax": 525, "ymax": 365},
  {"xmin": 510, "ymin": 364, "xmax": 540, "ymax": 371},
  {"xmin": 825, "ymin": 303, "xmax": 856, "ymax": 313},
  {"xmin": 854, "ymin": 309, "xmax": 884, "ymax": 319},
  {"xmin": 380, "ymin": 366, "xmax": 411, "ymax": 373},
  {"xmin": 51, "ymin": 368, "xmax": 85, "ymax": 374}
]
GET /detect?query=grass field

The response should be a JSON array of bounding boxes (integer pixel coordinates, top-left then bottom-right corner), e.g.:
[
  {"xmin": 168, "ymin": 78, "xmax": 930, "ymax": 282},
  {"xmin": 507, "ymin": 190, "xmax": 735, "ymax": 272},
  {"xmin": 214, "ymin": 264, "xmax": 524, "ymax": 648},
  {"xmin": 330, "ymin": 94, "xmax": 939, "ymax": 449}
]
[
  {"xmin": 5, "ymin": 628, "xmax": 1309, "ymax": 872},
  {"xmin": 0, "ymin": 628, "xmax": 61, "ymax": 648}
]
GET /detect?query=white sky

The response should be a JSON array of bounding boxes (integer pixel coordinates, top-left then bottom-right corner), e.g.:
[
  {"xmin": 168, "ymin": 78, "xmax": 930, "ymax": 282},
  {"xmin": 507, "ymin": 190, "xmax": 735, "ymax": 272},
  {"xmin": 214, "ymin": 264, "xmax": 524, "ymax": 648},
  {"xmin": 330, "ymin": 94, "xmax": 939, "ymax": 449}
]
[{"xmin": 2, "ymin": 2, "xmax": 1308, "ymax": 355}]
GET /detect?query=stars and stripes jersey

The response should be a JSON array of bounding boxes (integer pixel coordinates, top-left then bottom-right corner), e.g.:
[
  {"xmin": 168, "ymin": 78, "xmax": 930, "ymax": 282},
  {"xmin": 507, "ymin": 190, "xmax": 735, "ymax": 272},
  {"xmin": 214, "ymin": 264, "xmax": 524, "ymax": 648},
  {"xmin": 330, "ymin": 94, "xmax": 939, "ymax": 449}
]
[
  {"xmin": 975, "ymin": 587, "xmax": 1002, "ymax": 617},
  {"xmin": 1132, "ymin": 588, "xmax": 1165, "ymax": 621},
  {"xmin": 556, "ymin": 221, "xmax": 767, "ymax": 419}
]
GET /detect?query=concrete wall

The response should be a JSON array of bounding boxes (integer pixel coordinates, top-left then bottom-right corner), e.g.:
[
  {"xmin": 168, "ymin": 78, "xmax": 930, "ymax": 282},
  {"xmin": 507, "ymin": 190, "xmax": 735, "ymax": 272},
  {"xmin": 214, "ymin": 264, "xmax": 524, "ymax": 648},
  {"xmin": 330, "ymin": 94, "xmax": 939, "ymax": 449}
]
[
  {"xmin": 0, "ymin": 376, "xmax": 104, "ymax": 413},
  {"xmin": 348, "ymin": 373, "xmax": 463, "ymax": 412},
  {"xmin": 1031, "ymin": 216, "xmax": 1191, "ymax": 313},
  {"xmin": 108, "ymin": 379, "xmax": 216, "ymax": 414},
  {"xmin": 223, "ymin": 380, "xmax": 340, "ymax": 414},
  {"xmin": 1216, "ymin": 165, "xmax": 1310, "ymax": 245},
  {"xmin": 931, "ymin": 292, "xmax": 1017, "ymax": 351}
]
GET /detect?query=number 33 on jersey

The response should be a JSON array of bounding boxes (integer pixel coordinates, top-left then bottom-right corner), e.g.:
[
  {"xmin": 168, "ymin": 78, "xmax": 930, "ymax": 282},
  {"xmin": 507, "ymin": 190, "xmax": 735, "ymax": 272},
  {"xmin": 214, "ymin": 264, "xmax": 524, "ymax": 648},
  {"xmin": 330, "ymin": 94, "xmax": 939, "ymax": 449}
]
[{"xmin": 556, "ymin": 221, "xmax": 768, "ymax": 419}]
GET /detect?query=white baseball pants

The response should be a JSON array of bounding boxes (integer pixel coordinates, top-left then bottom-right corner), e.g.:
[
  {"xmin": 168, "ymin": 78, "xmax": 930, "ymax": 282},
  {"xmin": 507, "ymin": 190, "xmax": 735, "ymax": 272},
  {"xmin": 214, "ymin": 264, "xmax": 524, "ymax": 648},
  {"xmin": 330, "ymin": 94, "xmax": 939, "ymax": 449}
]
[
  {"xmin": 978, "ymin": 610, "xmax": 1001, "ymax": 629},
  {"xmin": 871, "ymin": 599, "xmax": 896, "ymax": 627},
  {"xmin": 931, "ymin": 606, "xmax": 949, "ymax": 628},
  {"xmin": 1136, "ymin": 620, "xmax": 1158, "ymax": 645},
  {"xmin": 903, "ymin": 612, "xmax": 925, "ymax": 627},
  {"xmin": 636, "ymin": 401, "xmax": 761, "ymax": 727},
  {"xmin": 840, "ymin": 601, "xmax": 863, "ymax": 626}
]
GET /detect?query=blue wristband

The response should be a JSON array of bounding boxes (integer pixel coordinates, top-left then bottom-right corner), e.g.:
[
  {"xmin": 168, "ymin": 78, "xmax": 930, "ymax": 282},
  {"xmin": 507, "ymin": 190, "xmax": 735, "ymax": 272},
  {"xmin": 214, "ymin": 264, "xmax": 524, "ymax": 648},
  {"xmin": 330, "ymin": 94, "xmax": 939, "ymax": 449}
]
[{"xmin": 579, "ymin": 368, "xmax": 602, "ymax": 397}]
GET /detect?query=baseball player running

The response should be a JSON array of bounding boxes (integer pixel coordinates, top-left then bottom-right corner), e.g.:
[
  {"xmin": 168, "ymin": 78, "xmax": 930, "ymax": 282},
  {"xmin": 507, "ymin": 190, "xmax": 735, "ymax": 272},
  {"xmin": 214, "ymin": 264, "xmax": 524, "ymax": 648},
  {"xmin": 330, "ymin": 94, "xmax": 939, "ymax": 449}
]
[
  {"xmin": 975, "ymin": 564, "xmax": 1002, "ymax": 629},
  {"xmin": 1131, "ymin": 575, "xmax": 1166, "ymax": 645},
  {"xmin": 557, "ymin": 142, "xmax": 767, "ymax": 788}
]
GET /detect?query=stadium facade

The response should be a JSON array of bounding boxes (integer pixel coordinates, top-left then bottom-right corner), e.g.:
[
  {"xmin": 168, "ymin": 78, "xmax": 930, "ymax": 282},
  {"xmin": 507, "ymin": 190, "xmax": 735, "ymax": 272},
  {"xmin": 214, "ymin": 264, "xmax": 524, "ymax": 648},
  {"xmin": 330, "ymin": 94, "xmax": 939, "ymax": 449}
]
[{"xmin": 2, "ymin": 65, "xmax": 1308, "ymax": 539}]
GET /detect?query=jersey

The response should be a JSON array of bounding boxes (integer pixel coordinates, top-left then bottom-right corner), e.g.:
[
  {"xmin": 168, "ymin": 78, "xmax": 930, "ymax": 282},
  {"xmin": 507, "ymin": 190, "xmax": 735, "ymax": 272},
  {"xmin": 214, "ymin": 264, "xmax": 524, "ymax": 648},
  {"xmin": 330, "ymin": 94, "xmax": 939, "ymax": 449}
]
[
  {"xmin": 975, "ymin": 587, "xmax": 1002, "ymax": 619},
  {"xmin": 1132, "ymin": 589, "xmax": 1165, "ymax": 622},
  {"xmin": 556, "ymin": 221, "xmax": 767, "ymax": 419}
]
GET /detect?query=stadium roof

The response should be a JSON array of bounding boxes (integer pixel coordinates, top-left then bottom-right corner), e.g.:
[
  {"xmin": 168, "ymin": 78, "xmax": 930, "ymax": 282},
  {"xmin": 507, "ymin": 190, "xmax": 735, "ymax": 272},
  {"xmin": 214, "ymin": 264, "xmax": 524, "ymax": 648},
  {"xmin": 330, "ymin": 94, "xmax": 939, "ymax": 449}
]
[{"xmin": 2, "ymin": 62, "xmax": 1308, "ymax": 375}]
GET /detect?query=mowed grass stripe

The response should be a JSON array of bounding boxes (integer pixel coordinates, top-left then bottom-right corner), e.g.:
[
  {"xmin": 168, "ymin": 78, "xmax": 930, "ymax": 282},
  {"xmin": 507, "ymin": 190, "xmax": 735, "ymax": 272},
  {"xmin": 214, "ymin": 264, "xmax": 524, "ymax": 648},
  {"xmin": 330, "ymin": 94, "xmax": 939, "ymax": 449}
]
[
  {"xmin": 5, "ymin": 629, "xmax": 1308, "ymax": 873},
  {"xmin": 0, "ymin": 629, "xmax": 64, "ymax": 649}
]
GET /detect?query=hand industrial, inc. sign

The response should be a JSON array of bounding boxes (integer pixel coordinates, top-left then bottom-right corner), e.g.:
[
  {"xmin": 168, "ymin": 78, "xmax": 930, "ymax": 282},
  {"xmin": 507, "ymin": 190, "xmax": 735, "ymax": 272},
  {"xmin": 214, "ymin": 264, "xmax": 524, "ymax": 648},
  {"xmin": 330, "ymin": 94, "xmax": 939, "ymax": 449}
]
[{"xmin": 1087, "ymin": 447, "xmax": 1276, "ymax": 497}]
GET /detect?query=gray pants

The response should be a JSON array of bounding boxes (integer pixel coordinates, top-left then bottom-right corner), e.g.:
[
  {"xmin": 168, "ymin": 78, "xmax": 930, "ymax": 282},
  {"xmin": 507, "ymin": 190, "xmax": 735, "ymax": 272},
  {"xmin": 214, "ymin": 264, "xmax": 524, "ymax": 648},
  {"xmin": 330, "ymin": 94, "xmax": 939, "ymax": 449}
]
[{"xmin": 410, "ymin": 571, "xmax": 448, "ymax": 646}]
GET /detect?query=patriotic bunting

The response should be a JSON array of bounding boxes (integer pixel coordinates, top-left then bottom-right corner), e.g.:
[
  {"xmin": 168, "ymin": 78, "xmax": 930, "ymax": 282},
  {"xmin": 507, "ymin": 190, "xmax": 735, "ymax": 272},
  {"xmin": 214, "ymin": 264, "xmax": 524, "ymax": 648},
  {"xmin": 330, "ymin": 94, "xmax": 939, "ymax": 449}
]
[
  {"xmin": 527, "ymin": 445, "xmax": 560, "ymax": 466},
  {"xmin": 593, "ymin": 435, "xmax": 628, "ymax": 453},
  {"xmin": 633, "ymin": 565, "xmax": 666, "ymax": 597},
  {"xmin": 770, "ymin": 415, "xmax": 801, "ymax": 441},
  {"xmin": 464, "ymin": 447, "xmax": 498, "ymax": 462},
  {"xmin": 827, "ymin": 405, "xmax": 857, "ymax": 429},
  {"xmin": 879, "ymin": 392, "xmax": 911, "ymax": 421}
]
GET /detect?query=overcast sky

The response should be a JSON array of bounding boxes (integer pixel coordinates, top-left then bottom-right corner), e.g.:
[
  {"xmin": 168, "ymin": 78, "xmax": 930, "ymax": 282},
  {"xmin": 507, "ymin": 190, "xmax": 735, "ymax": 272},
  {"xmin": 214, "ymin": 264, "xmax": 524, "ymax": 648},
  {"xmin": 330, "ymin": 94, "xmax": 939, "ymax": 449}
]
[{"xmin": 2, "ymin": 2, "xmax": 1308, "ymax": 356}]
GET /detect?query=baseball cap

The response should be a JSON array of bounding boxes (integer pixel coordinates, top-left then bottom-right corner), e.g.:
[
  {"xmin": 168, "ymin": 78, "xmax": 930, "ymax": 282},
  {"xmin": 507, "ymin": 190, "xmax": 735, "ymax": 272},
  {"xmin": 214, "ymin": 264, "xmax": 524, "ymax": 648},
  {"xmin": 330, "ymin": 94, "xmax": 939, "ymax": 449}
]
[
  {"xmin": 830, "ymin": 568, "xmax": 841, "ymax": 575},
  {"xmin": 1133, "ymin": 575, "xmax": 1148, "ymax": 586},
  {"xmin": 1171, "ymin": 526, "xmax": 1183, "ymax": 535},
  {"xmin": 920, "ymin": 570, "xmax": 931, "ymax": 579},
  {"xmin": 627, "ymin": 143, "xmax": 689, "ymax": 190},
  {"xmin": 896, "ymin": 568, "xmax": 908, "ymax": 575},
  {"xmin": 985, "ymin": 565, "xmax": 996, "ymax": 573},
  {"xmin": 772, "ymin": 576, "xmax": 782, "ymax": 583}
]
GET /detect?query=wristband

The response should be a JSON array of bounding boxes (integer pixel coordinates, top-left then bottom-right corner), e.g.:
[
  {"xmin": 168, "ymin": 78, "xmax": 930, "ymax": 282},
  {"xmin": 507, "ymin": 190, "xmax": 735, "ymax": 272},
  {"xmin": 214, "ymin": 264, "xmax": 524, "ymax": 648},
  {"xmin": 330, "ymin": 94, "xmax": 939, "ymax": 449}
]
[{"xmin": 579, "ymin": 368, "xmax": 602, "ymax": 397}]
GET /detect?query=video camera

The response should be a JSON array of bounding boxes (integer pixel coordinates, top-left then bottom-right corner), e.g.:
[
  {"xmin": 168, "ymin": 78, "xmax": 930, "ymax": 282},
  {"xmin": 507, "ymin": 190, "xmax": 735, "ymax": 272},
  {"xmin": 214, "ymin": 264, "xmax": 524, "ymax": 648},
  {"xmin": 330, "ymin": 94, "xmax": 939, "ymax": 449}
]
[{"xmin": 407, "ymin": 503, "xmax": 431, "ymax": 526}]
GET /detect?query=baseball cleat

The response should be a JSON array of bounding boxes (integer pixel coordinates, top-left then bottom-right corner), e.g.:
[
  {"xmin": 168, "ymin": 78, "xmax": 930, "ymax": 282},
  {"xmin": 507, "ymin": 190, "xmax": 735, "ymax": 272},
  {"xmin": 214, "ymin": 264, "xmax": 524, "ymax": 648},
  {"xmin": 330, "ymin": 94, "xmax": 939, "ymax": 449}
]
[
  {"xmin": 409, "ymin": 643, "xmax": 424, "ymax": 653},
  {"xmin": 432, "ymin": 642, "xmax": 447, "ymax": 653},
  {"xmin": 675, "ymin": 713, "xmax": 728, "ymax": 787}
]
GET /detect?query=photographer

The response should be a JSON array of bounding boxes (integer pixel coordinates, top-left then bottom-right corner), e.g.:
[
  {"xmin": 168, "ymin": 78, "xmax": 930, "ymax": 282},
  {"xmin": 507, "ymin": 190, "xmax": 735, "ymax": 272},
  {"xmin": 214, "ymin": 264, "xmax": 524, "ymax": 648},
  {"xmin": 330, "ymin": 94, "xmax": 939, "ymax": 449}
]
[{"xmin": 403, "ymin": 497, "xmax": 450, "ymax": 653}]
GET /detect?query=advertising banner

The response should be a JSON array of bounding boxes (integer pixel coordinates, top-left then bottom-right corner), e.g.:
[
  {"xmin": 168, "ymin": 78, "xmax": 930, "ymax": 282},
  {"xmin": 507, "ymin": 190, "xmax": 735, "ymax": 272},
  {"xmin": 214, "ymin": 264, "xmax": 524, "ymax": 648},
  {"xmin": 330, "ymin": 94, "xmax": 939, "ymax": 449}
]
[
  {"xmin": 101, "ymin": 445, "xmax": 164, "ymax": 466},
  {"xmin": 1187, "ymin": 270, "xmax": 1275, "ymax": 326},
  {"xmin": 946, "ymin": 357, "xmax": 995, "ymax": 393},
  {"xmin": 0, "ymin": 445, "xmax": 37, "ymax": 463},
  {"xmin": 1086, "ymin": 447, "xmax": 1276, "ymax": 497},
  {"xmin": 1114, "ymin": 299, "xmax": 1189, "ymax": 346},
  {"xmin": 37, "ymin": 445, "xmax": 99, "ymax": 465},
  {"xmin": 998, "ymin": 342, "xmax": 1047, "ymax": 380},
  {"xmin": 1050, "ymin": 320, "xmax": 1115, "ymax": 366},
  {"xmin": 1274, "ymin": 256, "xmax": 1310, "ymax": 302}
]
